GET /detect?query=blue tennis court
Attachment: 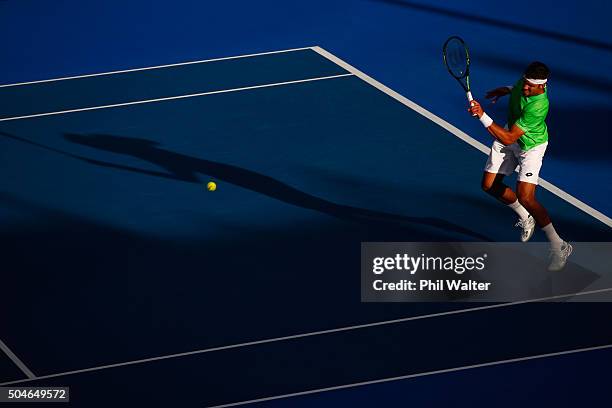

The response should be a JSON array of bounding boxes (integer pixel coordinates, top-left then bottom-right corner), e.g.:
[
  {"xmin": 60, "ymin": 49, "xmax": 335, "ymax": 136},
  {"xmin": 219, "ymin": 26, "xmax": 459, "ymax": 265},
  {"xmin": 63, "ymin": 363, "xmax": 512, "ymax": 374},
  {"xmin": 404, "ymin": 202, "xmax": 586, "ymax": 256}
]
[{"xmin": 1, "ymin": 47, "xmax": 611, "ymax": 406}]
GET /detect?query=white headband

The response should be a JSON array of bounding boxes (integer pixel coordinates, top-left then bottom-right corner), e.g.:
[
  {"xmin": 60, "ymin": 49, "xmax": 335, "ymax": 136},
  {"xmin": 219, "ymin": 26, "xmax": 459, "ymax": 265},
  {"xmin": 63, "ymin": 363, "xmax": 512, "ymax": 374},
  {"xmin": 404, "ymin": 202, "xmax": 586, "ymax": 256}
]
[{"xmin": 524, "ymin": 76, "xmax": 547, "ymax": 85}]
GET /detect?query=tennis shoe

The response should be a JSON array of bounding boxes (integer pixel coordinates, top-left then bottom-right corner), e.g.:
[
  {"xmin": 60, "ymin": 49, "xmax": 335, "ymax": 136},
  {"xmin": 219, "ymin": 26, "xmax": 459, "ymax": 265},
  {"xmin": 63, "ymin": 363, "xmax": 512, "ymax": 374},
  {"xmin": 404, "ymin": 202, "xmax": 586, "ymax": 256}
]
[
  {"xmin": 515, "ymin": 215, "xmax": 536, "ymax": 242},
  {"xmin": 548, "ymin": 241, "xmax": 573, "ymax": 271}
]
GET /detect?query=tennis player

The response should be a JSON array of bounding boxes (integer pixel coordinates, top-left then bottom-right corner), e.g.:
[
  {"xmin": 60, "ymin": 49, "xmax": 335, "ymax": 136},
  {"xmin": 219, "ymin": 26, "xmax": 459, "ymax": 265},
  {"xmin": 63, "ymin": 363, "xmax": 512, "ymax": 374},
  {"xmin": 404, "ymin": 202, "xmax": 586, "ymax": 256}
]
[{"xmin": 468, "ymin": 61, "xmax": 572, "ymax": 271}]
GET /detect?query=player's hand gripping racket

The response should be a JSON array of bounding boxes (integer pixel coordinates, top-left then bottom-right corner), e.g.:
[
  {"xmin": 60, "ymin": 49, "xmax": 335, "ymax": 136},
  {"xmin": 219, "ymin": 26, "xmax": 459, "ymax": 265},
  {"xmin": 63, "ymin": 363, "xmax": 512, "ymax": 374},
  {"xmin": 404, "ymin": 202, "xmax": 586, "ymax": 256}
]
[{"xmin": 443, "ymin": 36, "xmax": 477, "ymax": 116}]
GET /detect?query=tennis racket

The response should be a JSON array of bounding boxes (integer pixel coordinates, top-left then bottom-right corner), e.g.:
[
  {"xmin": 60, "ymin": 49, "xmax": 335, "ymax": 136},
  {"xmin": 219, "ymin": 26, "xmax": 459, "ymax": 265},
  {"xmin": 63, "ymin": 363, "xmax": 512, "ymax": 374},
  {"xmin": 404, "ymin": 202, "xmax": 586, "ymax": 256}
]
[{"xmin": 443, "ymin": 36, "xmax": 476, "ymax": 116}]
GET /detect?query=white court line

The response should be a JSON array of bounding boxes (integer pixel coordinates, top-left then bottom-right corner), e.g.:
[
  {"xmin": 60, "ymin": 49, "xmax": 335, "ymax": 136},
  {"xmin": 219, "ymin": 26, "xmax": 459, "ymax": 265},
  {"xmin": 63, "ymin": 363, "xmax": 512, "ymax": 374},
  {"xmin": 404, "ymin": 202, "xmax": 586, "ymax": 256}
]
[
  {"xmin": 0, "ymin": 73, "xmax": 353, "ymax": 122},
  {"xmin": 0, "ymin": 47, "xmax": 314, "ymax": 88},
  {"xmin": 0, "ymin": 339, "xmax": 35, "ymax": 379},
  {"xmin": 310, "ymin": 46, "xmax": 612, "ymax": 228},
  {"xmin": 206, "ymin": 343, "xmax": 612, "ymax": 408},
  {"xmin": 1, "ymin": 286, "xmax": 610, "ymax": 387}
]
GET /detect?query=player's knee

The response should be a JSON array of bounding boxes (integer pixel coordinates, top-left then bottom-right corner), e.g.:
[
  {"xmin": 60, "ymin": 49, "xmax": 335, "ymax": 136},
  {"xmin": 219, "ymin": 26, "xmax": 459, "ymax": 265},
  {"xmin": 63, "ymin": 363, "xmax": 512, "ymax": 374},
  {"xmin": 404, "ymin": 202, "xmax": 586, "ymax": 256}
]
[
  {"xmin": 517, "ymin": 193, "xmax": 535, "ymax": 207},
  {"xmin": 482, "ymin": 173, "xmax": 503, "ymax": 194},
  {"xmin": 481, "ymin": 179, "xmax": 494, "ymax": 193}
]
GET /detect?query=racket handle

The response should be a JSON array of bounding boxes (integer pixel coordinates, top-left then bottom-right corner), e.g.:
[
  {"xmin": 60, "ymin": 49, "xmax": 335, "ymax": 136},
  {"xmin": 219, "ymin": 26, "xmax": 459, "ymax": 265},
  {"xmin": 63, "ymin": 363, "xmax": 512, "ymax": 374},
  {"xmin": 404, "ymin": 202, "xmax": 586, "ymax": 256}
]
[{"xmin": 466, "ymin": 91, "xmax": 477, "ymax": 117}]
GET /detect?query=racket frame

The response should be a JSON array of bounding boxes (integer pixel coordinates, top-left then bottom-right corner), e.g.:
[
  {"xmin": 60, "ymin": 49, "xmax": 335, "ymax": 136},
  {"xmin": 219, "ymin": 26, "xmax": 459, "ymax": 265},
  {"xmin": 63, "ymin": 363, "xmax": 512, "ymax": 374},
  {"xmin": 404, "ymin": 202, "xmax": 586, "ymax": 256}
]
[{"xmin": 443, "ymin": 36, "xmax": 475, "ymax": 108}]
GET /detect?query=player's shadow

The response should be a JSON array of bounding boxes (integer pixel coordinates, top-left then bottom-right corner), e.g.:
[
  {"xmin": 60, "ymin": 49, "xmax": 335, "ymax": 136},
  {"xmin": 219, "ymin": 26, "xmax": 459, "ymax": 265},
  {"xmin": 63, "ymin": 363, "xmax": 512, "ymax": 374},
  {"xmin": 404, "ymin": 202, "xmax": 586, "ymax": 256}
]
[
  {"xmin": 61, "ymin": 133, "xmax": 490, "ymax": 241},
  {"xmin": 372, "ymin": 0, "xmax": 612, "ymax": 52},
  {"xmin": 298, "ymin": 166, "xmax": 612, "ymax": 242}
]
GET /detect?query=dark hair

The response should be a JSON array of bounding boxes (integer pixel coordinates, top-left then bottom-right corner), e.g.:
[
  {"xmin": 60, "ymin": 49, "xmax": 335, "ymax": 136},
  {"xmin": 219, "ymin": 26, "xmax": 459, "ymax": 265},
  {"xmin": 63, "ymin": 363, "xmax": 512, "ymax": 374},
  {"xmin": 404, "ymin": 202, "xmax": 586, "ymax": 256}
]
[{"xmin": 524, "ymin": 61, "xmax": 550, "ymax": 79}]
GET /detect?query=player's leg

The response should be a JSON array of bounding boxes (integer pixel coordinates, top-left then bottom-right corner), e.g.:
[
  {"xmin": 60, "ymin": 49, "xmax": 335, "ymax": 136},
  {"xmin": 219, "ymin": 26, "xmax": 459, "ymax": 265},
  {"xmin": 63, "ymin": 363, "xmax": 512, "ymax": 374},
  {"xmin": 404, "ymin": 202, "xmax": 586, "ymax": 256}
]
[
  {"xmin": 516, "ymin": 143, "xmax": 572, "ymax": 270},
  {"xmin": 481, "ymin": 172, "xmax": 517, "ymax": 204},
  {"xmin": 516, "ymin": 181, "xmax": 551, "ymax": 227},
  {"xmin": 483, "ymin": 141, "xmax": 533, "ymax": 240}
]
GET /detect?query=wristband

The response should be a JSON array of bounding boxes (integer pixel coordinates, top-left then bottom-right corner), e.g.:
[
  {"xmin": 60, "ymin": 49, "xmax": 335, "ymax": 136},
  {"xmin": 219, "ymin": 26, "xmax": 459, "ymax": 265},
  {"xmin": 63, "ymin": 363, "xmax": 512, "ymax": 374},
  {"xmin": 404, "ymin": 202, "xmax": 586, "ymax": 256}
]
[
  {"xmin": 479, "ymin": 112, "xmax": 493, "ymax": 128},
  {"xmin": 505, "ymin": 85, "xmax": 513, "ymax": 91}
]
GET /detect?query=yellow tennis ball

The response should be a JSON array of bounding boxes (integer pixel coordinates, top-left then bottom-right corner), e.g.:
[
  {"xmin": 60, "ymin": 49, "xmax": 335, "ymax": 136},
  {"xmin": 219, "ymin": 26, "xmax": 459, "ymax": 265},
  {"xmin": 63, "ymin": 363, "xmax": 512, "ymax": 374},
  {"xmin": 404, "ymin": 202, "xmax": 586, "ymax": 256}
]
[{"xmin": 206, "ymin": 181, "xmax": 217, "ymax": 191}]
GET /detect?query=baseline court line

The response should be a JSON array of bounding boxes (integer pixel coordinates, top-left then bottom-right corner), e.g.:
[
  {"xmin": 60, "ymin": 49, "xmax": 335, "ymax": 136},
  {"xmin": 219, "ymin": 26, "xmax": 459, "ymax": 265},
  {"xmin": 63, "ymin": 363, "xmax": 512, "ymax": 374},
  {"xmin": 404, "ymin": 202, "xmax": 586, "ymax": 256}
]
[
  {"xmin": 0, "ymin": 339, "xmax": 36, "ymax": 379},
  {"xmin": 206, "ymin": 343, "xmax": 612, "ymax": 407},
  {"xmin": 0, "ymin": 74, "xmax": 353, "ymax": 122},
  {"xmin": 0, "ymin": 47, "xmax": 314, "ymax": 88},
  {"xmin": 310, "ymin": 46, "xmax": 612, "ymax": 228},
  {"xmin": 1, "ymin": 286, "xmax": 610, "ymax": 387}
]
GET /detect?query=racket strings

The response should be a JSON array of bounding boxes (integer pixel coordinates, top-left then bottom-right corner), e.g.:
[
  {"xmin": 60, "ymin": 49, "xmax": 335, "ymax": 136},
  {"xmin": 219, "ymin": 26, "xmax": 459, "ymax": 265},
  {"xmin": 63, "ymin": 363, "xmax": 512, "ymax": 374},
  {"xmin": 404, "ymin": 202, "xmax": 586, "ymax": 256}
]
[{"xmin": 446, "ymin": 43, "xmax": 467, "ymax": 78}]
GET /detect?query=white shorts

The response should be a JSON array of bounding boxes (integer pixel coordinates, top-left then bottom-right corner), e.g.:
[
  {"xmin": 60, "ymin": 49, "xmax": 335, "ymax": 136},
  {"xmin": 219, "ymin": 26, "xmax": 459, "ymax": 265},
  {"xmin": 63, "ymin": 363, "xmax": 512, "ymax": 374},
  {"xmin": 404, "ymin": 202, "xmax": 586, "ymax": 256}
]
[{"xmin": 484, "ymin": 140, "xmax": 548, "ymax": 185}]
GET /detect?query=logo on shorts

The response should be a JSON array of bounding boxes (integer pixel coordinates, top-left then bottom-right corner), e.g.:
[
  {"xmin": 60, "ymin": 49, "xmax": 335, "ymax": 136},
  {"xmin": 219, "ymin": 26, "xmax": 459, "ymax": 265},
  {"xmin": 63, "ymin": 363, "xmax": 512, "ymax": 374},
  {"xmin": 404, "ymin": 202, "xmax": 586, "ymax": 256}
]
[{"xmin": 526, "ymin": 172, "xmax": 533, "ymax": 177}]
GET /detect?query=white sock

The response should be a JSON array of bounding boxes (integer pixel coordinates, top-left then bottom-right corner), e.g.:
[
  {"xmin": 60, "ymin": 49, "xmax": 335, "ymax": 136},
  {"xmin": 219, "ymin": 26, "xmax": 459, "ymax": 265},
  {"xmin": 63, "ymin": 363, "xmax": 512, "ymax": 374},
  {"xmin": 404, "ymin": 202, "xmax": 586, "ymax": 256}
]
[
  {"xmin": 542, "ymin": 223, "xmax": 563, "ymax": 249},
  {"xmin": 507, "ymin": 200, "xmax": 530, "ymax": 221}
]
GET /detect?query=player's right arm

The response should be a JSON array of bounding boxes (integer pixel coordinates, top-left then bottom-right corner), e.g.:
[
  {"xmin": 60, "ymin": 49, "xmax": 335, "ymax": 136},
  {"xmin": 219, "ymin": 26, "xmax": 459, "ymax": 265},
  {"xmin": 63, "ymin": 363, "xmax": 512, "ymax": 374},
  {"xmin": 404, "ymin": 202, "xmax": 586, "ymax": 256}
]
[
  {"xmin": 469, "ymin": 100, "xmax": 524, "ymax": 145},
  {"xmin": 484, "ymin": 122, "xmax": 524, "ymax": 145},
  {"xmin": 485, "ymin": 86, "xmax": 512, "ymax": 104}
]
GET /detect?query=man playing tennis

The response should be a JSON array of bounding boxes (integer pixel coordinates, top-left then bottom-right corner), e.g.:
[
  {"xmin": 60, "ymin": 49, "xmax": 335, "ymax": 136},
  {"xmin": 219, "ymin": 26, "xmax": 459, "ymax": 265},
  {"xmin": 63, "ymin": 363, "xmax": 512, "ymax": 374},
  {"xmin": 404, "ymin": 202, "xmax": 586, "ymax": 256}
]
[{"xmin": 468, "ymin": 61, "xmax": 572, "ymax": 271}]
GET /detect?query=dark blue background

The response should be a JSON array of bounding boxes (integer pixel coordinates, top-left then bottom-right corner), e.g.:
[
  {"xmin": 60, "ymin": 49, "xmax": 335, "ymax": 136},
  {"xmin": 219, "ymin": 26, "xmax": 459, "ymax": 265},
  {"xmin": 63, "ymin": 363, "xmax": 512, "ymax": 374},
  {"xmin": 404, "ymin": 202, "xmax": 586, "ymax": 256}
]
[{"xmin": 1, "ymin": 1, "xmax": 611, "ymax": 407}]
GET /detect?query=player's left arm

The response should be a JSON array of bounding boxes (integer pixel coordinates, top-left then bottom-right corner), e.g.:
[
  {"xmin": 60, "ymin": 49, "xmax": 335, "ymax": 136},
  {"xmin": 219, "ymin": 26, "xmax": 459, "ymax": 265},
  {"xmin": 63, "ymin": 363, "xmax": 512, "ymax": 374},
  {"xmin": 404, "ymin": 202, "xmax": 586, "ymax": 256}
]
[{"xmin": 468, "ymin": 100, "xmax": 524, "ymax": 145}]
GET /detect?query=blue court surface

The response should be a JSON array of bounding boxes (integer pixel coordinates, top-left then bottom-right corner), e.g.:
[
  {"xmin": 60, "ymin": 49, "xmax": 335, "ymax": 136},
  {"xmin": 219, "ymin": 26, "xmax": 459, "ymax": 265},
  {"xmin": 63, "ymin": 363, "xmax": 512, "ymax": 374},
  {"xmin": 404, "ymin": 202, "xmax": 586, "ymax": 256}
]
[{"xmin": 1, "ymin": 47, "xmax": 611, "ymax": 406}]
